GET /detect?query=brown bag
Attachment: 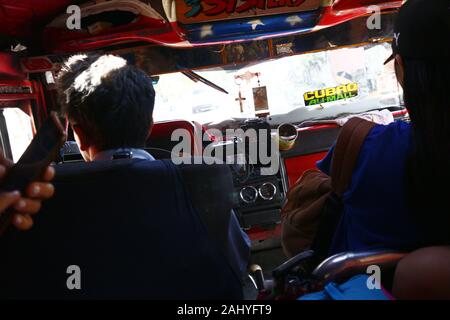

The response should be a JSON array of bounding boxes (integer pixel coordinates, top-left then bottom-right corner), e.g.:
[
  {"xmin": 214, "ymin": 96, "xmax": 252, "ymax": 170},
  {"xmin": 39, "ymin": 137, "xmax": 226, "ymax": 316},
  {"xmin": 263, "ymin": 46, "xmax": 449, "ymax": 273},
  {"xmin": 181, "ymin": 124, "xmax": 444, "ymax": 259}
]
[{"xmin": 281, "ymin": 117, "xmax": 376, "ymax": 258}]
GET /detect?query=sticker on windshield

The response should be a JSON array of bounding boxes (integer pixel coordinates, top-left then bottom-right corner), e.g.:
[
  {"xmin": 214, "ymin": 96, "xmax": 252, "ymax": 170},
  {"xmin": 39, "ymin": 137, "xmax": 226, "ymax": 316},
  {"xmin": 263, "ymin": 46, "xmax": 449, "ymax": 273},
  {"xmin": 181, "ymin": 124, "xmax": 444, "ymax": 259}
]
[{"xmin": 303, "ymin": 83, "xmax": 359, "ymax": 107}]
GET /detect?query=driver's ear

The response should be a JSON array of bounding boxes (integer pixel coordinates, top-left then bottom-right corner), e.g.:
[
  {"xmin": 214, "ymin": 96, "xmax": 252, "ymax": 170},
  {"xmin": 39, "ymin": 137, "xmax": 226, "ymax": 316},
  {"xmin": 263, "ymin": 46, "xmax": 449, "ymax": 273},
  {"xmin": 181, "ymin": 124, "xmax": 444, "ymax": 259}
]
[
  {"xmin": 72, "ymin": 124, "xmax": 90, "ymax": 151},
  {"xmin": 395, "ymin": 54, "xmax": 405, "ymax": 88}
]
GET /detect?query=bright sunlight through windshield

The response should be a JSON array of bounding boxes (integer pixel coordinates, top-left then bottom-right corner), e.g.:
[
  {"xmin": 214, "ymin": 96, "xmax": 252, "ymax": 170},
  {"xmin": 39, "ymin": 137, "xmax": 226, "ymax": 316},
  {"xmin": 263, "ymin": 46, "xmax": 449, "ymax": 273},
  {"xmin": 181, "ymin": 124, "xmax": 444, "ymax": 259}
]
[{"xmin": 153, "ymin": 42, "xmax": 402, "ymax": 125}]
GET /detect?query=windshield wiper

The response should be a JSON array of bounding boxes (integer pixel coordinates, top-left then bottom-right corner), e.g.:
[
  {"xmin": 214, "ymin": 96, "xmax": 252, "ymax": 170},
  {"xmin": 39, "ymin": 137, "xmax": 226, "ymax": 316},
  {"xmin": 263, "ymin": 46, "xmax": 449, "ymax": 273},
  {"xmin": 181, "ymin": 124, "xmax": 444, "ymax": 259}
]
[{"xmin": 181, "ymin": 70, "xmax": 229, "ymax": 95}]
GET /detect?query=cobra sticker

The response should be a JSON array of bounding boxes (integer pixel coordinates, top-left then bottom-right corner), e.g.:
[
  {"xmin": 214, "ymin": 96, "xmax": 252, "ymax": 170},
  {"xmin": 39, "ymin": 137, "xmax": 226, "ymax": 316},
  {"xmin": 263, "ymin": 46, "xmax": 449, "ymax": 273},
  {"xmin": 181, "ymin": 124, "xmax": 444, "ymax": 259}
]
[{"xmin": 303, "ymin": 83, "xmax": 359, "ymax": 107}]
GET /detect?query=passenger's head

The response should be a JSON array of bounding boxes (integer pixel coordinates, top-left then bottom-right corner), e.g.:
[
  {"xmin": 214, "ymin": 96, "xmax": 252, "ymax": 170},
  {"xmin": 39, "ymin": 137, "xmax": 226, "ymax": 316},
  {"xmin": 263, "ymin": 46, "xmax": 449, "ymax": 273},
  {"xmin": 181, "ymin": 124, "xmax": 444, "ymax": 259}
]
[
  {"xmin": 385, "ymin": 0, "xmax": 450, "ymax": 93},
  {"xmin": 393, "ymin": 0, "xmax": 450, "ymax": 141},
  {"xmin": 387, "ymin": 0, "xmax": 450, "ymax": 243},
  {"xmin": 56, "ymin": 54, "xmax": 156, "ymax": 161}
]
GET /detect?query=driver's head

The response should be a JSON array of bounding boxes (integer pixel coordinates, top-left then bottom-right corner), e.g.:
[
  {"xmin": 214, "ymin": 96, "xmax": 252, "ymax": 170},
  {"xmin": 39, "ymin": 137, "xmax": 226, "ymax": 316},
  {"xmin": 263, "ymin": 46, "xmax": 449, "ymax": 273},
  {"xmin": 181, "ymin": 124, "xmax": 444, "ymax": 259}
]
[{"xmin": 56, "ymin": 54, "xmax": 156, "ymax": 161}]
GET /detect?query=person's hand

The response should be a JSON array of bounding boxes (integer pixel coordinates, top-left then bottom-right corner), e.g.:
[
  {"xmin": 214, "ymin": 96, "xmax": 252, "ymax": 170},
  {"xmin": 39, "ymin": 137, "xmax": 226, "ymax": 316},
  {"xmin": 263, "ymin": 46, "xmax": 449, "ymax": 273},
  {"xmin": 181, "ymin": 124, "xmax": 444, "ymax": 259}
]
[{"xmin": 0, "ymin": 156, "xmax": 55, "ymax": 231}]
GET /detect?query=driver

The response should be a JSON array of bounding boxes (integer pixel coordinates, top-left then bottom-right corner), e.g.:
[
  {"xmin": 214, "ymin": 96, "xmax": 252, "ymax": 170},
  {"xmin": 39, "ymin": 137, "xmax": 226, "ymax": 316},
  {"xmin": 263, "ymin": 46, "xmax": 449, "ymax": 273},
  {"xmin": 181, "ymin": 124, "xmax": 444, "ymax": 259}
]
[
  {"xmin": 57, "ymin": 54, "xmax": 156, "ymax": 162},
  {"xmin": 55, "ymin": 53, "xmax": 250, "ymax": 281}
]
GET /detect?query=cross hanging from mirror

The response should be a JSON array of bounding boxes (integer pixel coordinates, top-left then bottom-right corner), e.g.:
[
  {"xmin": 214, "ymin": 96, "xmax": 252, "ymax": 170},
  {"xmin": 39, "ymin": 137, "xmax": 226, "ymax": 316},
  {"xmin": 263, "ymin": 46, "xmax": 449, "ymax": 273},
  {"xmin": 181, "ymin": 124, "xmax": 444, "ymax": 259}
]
[{"xmin": 235, "ymin": 90, "xmax": 246, "ymax": 113}]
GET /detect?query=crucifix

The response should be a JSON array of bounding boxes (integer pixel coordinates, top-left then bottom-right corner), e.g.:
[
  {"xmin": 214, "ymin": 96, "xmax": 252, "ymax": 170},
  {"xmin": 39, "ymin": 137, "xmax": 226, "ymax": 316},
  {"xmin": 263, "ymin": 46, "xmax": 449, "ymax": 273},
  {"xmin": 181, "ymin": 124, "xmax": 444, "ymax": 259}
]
[
  {"xmin": 235, "ymin": 90, "xmax": 246, "ymax": 113},
  {"xmin": 234, "ymin": 76, "xmax": 247, "ymax": 113}
]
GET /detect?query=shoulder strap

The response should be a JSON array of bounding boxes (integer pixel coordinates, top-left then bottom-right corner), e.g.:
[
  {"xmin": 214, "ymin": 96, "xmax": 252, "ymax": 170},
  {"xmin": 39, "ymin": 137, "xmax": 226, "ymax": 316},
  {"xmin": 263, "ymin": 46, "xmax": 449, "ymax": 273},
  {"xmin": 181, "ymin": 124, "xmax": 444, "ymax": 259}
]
[
  {"xmin": 309, "ymin": 117, "xmax": 376, "ymax": 262},
  {"xmin": 330, "ymin": 117, "xmax": 376, "ymax": 196}
]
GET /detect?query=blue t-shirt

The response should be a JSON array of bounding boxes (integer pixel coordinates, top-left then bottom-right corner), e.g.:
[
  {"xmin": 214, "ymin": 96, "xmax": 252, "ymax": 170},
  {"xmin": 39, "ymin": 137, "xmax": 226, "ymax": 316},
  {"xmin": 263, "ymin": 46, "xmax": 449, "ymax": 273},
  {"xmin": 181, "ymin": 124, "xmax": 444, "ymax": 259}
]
[{"xmin": 317, "ymin": 120, "xmax": 426, "ymax": 255}]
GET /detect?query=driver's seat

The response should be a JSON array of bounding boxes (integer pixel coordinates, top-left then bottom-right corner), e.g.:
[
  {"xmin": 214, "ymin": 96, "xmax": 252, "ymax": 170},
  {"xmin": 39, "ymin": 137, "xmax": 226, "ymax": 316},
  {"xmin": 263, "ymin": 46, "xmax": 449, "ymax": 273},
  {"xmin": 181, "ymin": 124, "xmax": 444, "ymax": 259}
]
[{"xmin": 0, "ymin": 159, "xmax": 243, "ymax": 299}]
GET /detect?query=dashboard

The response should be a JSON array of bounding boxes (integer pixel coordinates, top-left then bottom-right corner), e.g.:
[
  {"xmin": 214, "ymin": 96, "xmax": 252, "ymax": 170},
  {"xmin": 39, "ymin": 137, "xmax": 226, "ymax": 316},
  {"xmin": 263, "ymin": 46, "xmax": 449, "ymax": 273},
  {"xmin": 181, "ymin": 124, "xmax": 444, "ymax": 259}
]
[{"xmin": 208, "ymin": 139, "xmax": 288, "ymax": 230}]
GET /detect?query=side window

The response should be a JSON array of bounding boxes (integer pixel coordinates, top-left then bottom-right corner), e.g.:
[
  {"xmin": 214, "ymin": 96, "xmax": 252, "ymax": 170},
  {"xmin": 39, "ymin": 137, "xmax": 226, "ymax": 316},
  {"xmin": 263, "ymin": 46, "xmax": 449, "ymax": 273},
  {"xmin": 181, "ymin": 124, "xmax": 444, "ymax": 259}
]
[{"xmin": 2, "ymin": 108, "xmax": 33, "ymax": 163}]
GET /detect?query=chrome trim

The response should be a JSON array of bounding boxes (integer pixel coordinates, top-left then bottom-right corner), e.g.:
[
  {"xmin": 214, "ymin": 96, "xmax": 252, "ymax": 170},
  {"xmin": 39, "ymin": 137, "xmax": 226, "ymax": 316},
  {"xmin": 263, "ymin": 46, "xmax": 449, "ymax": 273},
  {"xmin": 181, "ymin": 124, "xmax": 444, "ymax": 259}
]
[
  {"xmin": 312, "ymin": 250, "xmax": 408, "ymax": 284},
  {"xmin": 279, "ymin": 155, "xmax": 289, "ymax": 201},
  {"xmin": 240, "ymin": 186, "xmax": 258, "ymax": 204},
  {"xmin": 258, "ymin": 182, "xmax": 277, "ymax": 201}
]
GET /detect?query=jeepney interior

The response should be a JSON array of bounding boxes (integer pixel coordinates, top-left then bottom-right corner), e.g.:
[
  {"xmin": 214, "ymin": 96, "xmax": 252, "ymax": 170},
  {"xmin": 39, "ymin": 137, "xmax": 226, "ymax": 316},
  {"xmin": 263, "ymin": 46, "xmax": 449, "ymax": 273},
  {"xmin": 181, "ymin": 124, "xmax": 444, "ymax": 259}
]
[{"xmin": 0, "ymin": 0, "xmax": 426, "ymax": 299}]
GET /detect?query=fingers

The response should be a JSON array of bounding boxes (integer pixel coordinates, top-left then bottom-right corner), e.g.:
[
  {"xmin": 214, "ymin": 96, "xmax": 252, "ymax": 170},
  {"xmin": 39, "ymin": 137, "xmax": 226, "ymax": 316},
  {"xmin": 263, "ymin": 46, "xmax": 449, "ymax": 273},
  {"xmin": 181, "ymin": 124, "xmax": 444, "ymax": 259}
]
[
  {"xmin": 0, "ymin": 162, "xmax": 55, "ymax": 233},
  {"xmin": 25, "ymin": 182, "xmax": 55, "ymax": 200},
  {"xmin": 13, "ymin": 198, "xmax": 41, "ymax": 215},
  {"xmin": 0, "ymin": 191, "xmax": 21, "ymax": 213},
  {"xmin": 42, "ymin": 166, "xmax": 55, "ymax": 182},
  {"xmin": 11, "ymin": 214, "xmax": 33, "ymax": 231}
]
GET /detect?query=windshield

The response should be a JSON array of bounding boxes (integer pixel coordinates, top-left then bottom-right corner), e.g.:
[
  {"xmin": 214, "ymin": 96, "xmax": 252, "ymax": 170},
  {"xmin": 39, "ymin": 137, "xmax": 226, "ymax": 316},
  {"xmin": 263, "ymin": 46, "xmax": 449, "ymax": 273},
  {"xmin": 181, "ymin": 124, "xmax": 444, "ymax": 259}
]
[{"xmin": 153, "ymin": 42, "xmax": 403, "ymax": 126}]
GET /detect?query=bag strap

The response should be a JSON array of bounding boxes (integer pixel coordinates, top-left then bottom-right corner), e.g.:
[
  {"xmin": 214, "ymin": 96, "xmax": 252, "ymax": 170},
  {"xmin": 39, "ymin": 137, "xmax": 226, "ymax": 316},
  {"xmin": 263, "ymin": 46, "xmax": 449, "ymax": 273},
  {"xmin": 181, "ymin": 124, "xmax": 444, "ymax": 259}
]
[
  {"xmin": 330, "ymin": 117, "xmax": 376, "ymax": 197},
  {"xmin": 309, "ymin": 117, "xmax": 376, "ymax": 263}
]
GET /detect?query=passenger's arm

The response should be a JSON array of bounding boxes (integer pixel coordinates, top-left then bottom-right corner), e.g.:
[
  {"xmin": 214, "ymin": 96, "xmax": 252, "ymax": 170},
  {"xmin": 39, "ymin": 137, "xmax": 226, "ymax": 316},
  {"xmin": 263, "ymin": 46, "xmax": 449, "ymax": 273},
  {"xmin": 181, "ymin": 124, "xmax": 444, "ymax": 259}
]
[{"xmin": 392, "ymin": 246, "xmax": 450, "ymax": 300}]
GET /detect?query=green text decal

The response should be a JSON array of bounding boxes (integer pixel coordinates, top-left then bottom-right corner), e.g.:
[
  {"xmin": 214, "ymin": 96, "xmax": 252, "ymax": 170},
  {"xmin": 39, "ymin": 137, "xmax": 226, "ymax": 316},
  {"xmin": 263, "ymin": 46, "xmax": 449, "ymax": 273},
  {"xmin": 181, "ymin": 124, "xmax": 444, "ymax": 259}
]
[{"xmin": 304, "ymin": 83, "xmax": 359, "ymax": 107}]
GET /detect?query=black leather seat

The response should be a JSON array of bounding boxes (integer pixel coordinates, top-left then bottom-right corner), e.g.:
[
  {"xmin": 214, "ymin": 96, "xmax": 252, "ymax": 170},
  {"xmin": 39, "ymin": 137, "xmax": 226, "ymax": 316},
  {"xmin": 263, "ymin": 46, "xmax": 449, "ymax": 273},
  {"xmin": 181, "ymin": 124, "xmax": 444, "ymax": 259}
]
[{"xmin": 0, "ymin": 159, "xmax": 244, "ymax": 299}]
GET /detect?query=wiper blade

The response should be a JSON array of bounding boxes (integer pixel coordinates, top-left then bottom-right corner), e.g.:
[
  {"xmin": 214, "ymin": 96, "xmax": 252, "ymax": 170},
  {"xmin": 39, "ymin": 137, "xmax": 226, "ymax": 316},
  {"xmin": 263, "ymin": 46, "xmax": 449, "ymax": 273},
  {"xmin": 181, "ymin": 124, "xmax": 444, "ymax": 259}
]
[{"xmin": 181, "ymin": 70, "xmax": 229, "ymax": 94}]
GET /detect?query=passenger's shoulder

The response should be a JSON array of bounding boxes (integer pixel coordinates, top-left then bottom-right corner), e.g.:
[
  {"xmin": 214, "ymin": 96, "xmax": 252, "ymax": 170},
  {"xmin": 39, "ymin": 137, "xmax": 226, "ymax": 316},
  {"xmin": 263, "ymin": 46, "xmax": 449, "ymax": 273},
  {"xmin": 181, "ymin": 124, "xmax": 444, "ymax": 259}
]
[
  {"xmin": 368, "ymin": 120, "xmax": 412, "ymax": 140},
  {"xmin": 355, "ymin": 120, "xmax": 412, "ymax": 176},
  {"xmin": 359, "ymin": 120, "xmax": 412, "ymax": 162}
]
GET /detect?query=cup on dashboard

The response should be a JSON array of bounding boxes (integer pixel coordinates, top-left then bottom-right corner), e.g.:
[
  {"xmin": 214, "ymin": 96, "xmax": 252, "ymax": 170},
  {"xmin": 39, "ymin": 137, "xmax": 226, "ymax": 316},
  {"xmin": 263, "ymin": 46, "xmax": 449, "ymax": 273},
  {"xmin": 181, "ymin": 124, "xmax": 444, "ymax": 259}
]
[{"xmin": 277, "ymin": 123, "xmax": 298, "ymax": 151}]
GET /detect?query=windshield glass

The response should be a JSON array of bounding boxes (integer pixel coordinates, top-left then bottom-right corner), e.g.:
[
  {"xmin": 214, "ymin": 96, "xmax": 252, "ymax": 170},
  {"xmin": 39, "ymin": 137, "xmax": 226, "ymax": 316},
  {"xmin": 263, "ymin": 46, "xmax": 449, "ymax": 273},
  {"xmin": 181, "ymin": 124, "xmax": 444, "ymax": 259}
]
[{"xmin": 153, "ymin": 42, "xmax": 403, "ymax": 125}]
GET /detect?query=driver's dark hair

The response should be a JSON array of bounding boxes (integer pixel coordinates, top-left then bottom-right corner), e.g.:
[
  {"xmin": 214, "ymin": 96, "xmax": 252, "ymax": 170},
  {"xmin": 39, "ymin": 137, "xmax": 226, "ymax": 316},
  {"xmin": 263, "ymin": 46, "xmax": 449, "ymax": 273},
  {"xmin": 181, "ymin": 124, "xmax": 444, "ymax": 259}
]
[
  {"xmin": 56, "ymin": 53, "xmax": 155, "ymax": 151},
  {"xmin": 403, "ymin": 57, "xmax": 450, "ymax": 245}
]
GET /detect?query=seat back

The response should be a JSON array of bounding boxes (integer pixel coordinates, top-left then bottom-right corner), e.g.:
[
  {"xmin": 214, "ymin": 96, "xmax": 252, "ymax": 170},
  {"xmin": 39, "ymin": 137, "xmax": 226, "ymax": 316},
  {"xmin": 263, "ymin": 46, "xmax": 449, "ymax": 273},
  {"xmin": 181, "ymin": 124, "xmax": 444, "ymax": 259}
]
[{"xmin": 0, "ymin": 159, "xmax": 242, "ymax": 299}]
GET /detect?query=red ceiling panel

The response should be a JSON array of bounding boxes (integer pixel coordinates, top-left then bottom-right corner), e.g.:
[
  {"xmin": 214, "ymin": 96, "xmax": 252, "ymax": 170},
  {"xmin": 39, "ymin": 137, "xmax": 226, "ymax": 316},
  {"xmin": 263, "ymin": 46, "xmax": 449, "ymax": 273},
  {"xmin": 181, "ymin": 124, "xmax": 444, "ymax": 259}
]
[
  {"xmin": 0, "ymin": 0, "xmax": 74, "ymax": 38},
  {"xmin": 0, "ymin": 1, "xmax": 402, "ymax": 53}
]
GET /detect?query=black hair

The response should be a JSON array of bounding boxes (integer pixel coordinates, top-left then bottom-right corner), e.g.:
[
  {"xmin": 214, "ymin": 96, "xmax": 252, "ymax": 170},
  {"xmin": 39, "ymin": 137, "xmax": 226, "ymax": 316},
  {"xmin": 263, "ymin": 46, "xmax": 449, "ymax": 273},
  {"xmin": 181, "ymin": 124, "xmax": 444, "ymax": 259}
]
[
  {"xmin": 56, "ymin": 54, "xmax": 156, "ymax": 151},
  {"xmin": 403, "ymin": 57, "xmax": 450, "ymax": 245}
]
